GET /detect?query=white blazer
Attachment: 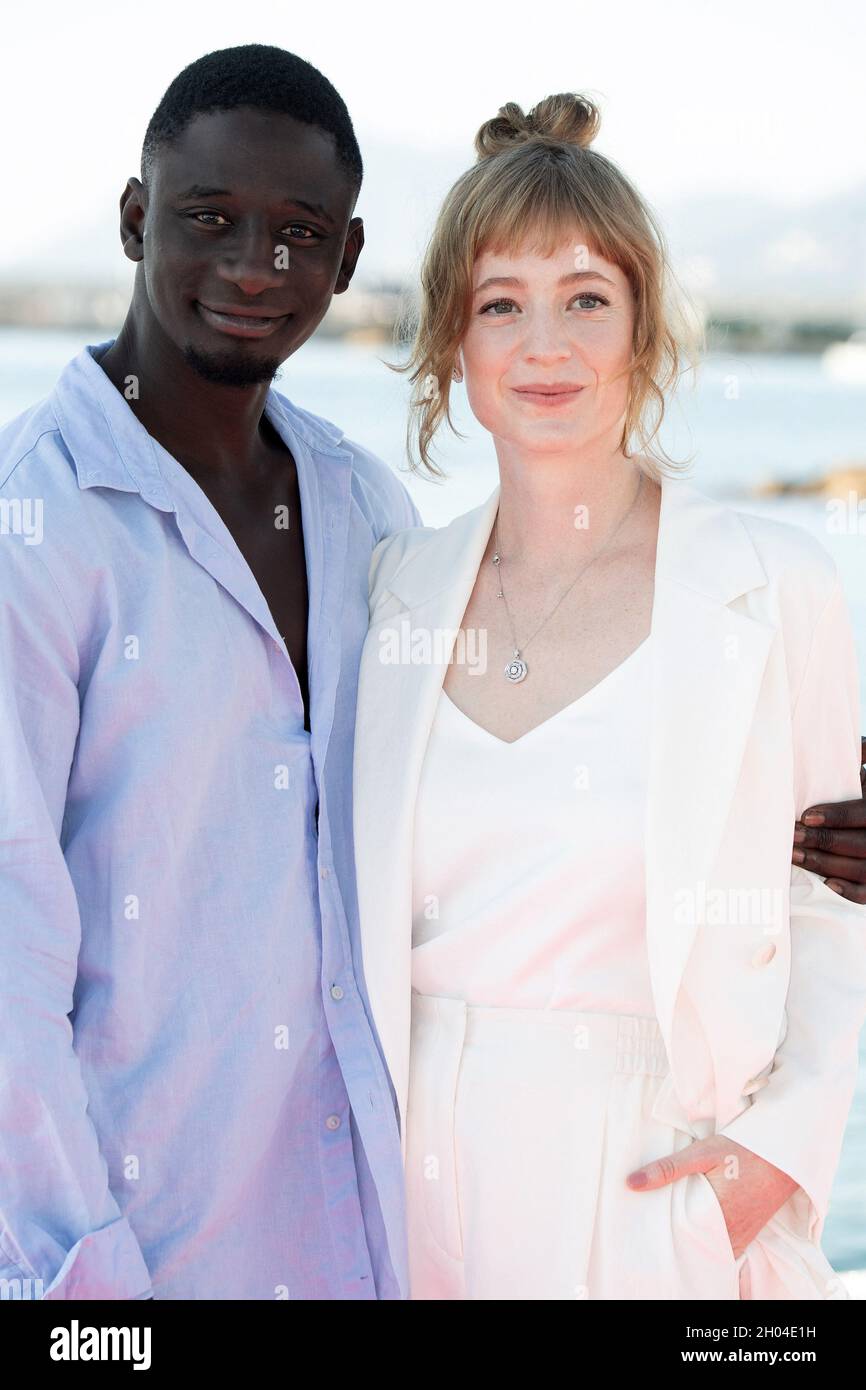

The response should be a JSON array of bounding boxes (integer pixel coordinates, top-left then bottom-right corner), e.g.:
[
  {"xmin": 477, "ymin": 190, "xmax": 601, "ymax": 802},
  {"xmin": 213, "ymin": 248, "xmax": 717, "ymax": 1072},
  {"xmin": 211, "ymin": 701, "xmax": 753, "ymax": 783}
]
[{"xmin": 353, "ymin": 472, "xmax": 866, "ymax": 1246}]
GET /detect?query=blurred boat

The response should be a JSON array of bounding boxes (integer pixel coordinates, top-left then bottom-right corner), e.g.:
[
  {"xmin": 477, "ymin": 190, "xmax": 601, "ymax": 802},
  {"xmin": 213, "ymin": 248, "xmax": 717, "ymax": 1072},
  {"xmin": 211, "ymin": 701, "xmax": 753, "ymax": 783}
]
[{"xmin": 823, "ymin": 329, "xmax": 866, "ymax": 384}]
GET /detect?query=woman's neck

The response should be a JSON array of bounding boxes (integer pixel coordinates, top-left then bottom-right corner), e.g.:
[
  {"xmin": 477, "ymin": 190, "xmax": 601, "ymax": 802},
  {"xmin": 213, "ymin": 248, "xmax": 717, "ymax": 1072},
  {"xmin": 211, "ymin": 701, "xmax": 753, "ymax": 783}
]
[{"xmin": 492, "ymin": 444, "xmax": 647, "ymax": 576}]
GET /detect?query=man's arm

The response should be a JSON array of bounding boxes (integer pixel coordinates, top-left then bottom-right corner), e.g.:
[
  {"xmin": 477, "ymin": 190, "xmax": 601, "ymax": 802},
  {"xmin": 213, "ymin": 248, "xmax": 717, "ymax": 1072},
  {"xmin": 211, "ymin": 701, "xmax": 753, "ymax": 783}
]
[
  {"xmin": 382, "ymin": 471, "xmax": 423, "ymax": 535},
  {"xmin": 402, "ymin": 488, "xmax": 423, "ymax": 531},
  {"xmin": 791, "ymin": 736, "xmax": 866, "ymax": 903},
  {"xmin": 0, "ymin": 539, "xmax": 152, "ymax": 1300},
  {"xmin": 721, "ymin": 576, "xmax": 866, "ymax": 1244}
]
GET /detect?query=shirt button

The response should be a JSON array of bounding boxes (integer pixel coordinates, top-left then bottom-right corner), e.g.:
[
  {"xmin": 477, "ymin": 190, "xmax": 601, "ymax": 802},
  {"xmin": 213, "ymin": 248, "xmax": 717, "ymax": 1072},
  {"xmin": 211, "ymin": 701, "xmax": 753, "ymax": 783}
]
[
  {"xmin": 325, "ymin": 1114, "xmax": 341, "ymax": 1131},
  {"xmin": 320, "ymin": 867, "xmax": 330, "ymax": 880},
  {"xmin": 330, "ymin": 984, "xmax": 344, "ymax": 1000},
  {"xmin": 750, "ymin": 942, "xmax": 777, "ymax": 968}
]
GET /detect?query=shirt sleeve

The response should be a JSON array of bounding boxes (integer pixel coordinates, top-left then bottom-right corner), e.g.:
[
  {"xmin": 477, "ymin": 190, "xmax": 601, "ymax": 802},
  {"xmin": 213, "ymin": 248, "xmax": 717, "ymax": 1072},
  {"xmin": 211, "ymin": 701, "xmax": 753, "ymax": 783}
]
[
  {"xmin": 0, "ymin": 537, "xmax": 153, "ymax": 1300},
  {"xmin": 398, "ymin": 485, "xmax": 423, "ymax": 531},
  {"xmin": 381, "ymin": 473, "xmax": 423, "ymax": 534},
  {"xmin": 719, "ymin": 574, "xmax": 866, "ymax": 1244}
]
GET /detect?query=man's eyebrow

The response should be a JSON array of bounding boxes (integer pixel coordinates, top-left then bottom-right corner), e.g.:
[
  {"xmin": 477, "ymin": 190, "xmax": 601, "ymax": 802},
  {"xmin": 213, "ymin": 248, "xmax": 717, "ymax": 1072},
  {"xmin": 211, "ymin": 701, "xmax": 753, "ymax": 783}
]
[
  {"xmin": 473, "ymin": 270, "xmax": 617, "ymax": 292},
  {"xmin": 176, "ymin": 184, "xmax": 232, "ymax": 199},
  {"xmin": 174, "ymin": 185, "xmax": 334, "ymax": 220}
]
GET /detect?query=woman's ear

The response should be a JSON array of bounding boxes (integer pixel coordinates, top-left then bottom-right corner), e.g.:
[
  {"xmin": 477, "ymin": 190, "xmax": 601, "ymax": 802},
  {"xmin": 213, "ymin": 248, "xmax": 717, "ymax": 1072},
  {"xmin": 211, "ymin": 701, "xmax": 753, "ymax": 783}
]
[{"xmin": 452, "ymin": 348, "xmax": 464, "ymax": 383}]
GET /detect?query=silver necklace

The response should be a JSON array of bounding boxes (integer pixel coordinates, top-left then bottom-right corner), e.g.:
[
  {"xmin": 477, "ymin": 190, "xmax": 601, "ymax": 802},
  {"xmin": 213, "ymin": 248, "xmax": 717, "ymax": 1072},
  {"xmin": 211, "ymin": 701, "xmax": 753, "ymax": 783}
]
[{"xmin": 492, "ymin": 471, "xmax": 643, "ymax": 683}]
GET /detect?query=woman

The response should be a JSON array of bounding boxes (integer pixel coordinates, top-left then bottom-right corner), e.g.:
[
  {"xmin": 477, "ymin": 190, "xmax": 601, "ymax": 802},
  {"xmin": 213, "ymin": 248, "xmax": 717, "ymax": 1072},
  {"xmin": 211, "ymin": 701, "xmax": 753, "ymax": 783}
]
[{"xmin": 353, "ymin": 94, "xmax": 866, "ymax": 1299}]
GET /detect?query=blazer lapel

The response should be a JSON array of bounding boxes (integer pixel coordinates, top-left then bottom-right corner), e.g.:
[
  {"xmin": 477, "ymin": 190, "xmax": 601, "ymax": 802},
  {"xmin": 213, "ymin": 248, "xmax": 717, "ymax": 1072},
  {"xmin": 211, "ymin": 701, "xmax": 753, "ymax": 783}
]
[
  {"xmin": 645, "ymin": 480, "xmax": 774, "ymax": 1123},
  {"xmin": 354, "ymin": 474, "xmax": 775, "ymax": 1156},
  {"xmin": 355, "ymin": 487, "xmax": 501, "ymax": 1159}
]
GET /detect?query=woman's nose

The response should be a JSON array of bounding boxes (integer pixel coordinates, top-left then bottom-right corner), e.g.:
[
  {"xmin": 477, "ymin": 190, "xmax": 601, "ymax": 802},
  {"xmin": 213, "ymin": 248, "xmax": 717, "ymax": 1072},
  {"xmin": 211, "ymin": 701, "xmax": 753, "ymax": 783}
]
[{"xmin": 520, "ymin": 308, "xmax": 575, "ymax": 362}]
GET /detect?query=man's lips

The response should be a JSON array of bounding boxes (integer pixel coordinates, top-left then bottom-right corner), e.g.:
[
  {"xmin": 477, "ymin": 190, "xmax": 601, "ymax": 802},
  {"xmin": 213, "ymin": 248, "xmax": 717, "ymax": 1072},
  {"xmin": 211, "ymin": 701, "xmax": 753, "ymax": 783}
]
[{"xmin": 195, "ymin": 300, "xmax": 291, "ymax": 339}]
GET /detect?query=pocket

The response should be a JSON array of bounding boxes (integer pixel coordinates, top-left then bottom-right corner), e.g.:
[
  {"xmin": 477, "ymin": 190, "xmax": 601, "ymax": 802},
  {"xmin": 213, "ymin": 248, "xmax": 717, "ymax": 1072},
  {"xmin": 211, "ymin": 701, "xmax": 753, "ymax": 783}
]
[
  {"xmin": 741, "ymin": 1211, "xmax": 848, "ymax": 1299},
  {"xmin": 692, "ymin": 1170, "xmax": 738, "ymax": 1266}
]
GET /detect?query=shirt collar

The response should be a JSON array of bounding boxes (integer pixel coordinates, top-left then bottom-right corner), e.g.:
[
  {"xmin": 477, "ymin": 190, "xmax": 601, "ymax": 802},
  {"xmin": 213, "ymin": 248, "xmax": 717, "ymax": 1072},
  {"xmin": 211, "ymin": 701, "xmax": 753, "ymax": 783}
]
[{"xmin": 50, "ymin": 338, "xmax": 349, "ymax": 509}]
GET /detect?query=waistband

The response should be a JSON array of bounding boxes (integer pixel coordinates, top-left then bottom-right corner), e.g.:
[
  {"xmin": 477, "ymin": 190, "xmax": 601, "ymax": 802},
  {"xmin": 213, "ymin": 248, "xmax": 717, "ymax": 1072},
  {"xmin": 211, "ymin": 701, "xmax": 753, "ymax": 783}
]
[{"xmin": 410, "ymin": 989, "xmax": 670, "ymax": 1078}]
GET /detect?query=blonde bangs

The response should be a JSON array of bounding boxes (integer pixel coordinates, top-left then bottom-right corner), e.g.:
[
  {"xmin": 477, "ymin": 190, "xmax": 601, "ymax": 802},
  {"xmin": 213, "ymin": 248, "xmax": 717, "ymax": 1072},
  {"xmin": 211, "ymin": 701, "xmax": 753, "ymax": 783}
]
[{"xmin": 473, "ymin": 156, "xmax": 624, "ymax": 272}]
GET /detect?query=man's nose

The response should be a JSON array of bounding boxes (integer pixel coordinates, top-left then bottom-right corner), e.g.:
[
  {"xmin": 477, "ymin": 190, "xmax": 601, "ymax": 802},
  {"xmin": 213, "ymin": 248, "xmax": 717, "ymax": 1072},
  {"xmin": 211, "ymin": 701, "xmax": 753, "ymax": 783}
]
[{"xmin": 215, "ymin": 224, "xmax": 291, "ymax": 295}]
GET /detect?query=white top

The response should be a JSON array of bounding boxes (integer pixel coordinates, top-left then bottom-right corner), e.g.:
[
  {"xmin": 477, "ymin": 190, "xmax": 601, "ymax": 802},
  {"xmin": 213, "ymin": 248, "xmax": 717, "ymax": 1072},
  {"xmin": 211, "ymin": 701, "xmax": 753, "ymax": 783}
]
[{"xmin": 411, "ymin": 637, "xmax": 656, "ymax": 1014}]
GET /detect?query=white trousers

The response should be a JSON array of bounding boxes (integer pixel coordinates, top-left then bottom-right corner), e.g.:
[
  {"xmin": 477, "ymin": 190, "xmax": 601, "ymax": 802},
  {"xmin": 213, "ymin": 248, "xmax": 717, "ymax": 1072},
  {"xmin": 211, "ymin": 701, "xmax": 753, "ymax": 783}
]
[{"xmin": 405, "ymin": 991, "xmax": 847, "ymax": 1301}]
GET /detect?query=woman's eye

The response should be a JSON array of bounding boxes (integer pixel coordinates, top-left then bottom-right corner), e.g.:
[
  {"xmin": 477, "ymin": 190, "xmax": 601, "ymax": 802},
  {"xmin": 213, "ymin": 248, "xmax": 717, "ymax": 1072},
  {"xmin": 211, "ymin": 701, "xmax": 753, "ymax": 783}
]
[
  {"xmin": 480, "ymin": 298, "xmax": 517, "ymax": 315},
  {"xmin": 478, "ymin": 293, "xmax": 609, "ymax": 315}
]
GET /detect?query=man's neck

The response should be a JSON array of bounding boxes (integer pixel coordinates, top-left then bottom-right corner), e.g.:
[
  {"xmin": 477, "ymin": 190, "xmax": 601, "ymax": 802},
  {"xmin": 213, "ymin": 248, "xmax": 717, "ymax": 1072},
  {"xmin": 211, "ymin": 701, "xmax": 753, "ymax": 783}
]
[{"xmin": 97, "ymin": 317, "xmax": 280, "ymax": 484}]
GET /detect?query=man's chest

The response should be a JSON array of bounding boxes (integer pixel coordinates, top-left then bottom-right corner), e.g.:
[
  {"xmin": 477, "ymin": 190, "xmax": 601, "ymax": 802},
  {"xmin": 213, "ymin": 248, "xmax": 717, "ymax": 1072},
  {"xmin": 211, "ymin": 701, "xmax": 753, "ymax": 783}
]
[{"xmin": 192, "ymin": 449, "xmax": 311, "ymax": 721}]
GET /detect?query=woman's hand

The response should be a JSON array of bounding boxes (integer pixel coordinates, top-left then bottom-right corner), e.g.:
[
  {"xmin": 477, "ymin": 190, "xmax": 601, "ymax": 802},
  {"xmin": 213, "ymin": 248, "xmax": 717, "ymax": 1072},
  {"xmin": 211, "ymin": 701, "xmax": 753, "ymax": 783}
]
[
  {"xmin": 626, "ymin": 1136, "xmax": 800, "ymax": 1258},
  {"xmin": 791, "ymin": 736, "xmax": 866, "ymax": 903}
]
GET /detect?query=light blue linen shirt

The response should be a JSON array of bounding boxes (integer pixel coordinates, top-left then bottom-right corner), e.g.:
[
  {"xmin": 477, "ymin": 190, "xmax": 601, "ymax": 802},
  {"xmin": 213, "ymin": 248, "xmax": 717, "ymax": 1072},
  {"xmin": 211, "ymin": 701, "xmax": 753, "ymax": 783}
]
[{"xmin": 0, "ymin": 341, "xmax": 421, "ymax": 1300}]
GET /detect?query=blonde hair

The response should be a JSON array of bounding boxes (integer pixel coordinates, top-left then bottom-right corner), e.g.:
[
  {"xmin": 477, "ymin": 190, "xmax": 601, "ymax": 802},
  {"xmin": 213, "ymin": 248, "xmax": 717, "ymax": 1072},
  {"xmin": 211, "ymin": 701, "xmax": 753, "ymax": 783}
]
[{"xmin": 394, "ymin": 92, "xmax": 702, "ymax": 478}]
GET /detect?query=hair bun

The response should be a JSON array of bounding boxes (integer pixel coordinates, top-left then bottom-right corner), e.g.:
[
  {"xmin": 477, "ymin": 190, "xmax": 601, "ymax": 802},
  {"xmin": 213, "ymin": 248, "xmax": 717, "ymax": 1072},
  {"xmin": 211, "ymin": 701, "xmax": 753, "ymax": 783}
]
[{"xmin": 474, "ymin": 93, "xmax": 601, "ymax": 160}]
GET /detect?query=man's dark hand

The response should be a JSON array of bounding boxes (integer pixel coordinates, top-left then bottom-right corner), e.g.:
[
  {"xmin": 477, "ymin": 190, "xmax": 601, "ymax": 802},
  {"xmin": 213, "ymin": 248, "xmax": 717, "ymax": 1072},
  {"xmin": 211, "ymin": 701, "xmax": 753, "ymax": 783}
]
[{"xmin": 792, "ymin": 737, "xmax": 866, "ymax": 903}]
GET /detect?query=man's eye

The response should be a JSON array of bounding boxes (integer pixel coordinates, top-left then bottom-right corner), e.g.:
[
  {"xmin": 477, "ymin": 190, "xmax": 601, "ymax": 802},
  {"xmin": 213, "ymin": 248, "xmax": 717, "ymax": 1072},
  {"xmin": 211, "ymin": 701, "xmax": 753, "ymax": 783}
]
[
  {"xmin": 184, "ymin": 214, "xmax": 318, "ymax": 239},
  {"xmin": 188, "ymin": 211, "xmax": 230, "ymax": 226},
  {"xmin": 480, "ymin": 299, "xmax": 517, "ymax": 315}
]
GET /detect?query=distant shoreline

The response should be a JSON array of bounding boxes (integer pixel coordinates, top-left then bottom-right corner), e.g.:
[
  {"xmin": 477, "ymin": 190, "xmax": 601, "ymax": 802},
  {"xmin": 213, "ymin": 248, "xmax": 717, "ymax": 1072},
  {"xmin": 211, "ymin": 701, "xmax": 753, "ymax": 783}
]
[{"xmin": 0, "ymin": 317, "xmax": 861, "ymax": 355}]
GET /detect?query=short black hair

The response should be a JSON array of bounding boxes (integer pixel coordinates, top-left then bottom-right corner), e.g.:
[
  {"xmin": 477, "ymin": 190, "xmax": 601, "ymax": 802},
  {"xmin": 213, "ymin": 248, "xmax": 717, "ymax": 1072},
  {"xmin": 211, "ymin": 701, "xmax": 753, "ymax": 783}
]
[{"xmin": 141, "ymin": 43, "xmax": 363, "ymax": 195}]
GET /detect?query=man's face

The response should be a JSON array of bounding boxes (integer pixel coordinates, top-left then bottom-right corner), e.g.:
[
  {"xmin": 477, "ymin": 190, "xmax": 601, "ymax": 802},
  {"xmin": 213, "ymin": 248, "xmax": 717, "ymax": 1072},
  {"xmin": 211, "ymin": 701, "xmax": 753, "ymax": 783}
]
[{"xmin": 129, "ymin": 106, "xmax": 363, "ymax": 386}]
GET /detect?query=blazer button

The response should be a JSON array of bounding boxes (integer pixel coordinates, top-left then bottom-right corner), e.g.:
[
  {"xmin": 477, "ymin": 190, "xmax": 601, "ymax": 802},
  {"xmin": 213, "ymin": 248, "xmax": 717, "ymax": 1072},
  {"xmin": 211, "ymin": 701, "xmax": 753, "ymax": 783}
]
[{"xmin": 750, "ymin": 942, "xmax": 777, "ymax": 967}]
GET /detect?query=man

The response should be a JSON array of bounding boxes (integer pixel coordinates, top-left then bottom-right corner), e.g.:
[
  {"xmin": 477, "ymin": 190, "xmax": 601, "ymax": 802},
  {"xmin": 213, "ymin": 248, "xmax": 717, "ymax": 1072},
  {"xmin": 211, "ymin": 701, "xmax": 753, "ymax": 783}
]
[
  {"xmin": 0, "ymin": 44, "xmax": 420, "ymax": 1301},
  {"xmin": 0, "ymin": 42, "xmax": 863, "ymax": 1302},
  {"xmin": 793, "ymin": 737, "xmax": 866, "ymax": 901}
]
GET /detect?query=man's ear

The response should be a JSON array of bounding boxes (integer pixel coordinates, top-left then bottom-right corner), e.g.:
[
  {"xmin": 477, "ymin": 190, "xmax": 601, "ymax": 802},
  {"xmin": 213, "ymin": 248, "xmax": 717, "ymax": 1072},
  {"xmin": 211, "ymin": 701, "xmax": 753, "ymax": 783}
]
[
  {"xmin": 334, "ymin": 216, "xmax": 364, "ymax": 294},
  {"xmin": 119, "ymin": 177, "xmax": 147, "ymax": 265}
]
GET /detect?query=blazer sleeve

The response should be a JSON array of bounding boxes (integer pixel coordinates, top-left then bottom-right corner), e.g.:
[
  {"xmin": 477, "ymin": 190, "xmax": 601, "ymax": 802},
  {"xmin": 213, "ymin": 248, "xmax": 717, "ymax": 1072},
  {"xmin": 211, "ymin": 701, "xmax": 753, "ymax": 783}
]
[{"xmin": 719, "ymin": 572, "xmax": 866, "ymax": 1244}]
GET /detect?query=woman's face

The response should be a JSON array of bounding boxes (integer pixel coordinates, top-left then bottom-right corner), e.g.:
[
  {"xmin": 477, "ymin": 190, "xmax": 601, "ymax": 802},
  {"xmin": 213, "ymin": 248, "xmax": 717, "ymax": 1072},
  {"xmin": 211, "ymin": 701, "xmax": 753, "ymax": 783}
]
[{"xmin": 459, "ymin": 231, "xmax": 636, "ymax": 461}]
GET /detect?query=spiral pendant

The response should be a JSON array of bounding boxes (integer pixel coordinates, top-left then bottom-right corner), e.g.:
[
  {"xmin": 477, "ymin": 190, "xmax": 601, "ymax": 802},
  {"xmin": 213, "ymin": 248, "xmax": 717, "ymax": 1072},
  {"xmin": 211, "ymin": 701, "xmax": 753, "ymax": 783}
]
[{"xmin": 504, "ymin": 653, "xmax": 528, "ymax": 683}]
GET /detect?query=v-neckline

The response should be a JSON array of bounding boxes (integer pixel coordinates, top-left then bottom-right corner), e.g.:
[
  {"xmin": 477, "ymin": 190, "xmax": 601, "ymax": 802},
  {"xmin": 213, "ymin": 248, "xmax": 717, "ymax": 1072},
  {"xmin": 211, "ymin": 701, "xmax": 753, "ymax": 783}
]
[{"xmin": 439, "ymin": 635, "xmax": 651, "ymax": 748}]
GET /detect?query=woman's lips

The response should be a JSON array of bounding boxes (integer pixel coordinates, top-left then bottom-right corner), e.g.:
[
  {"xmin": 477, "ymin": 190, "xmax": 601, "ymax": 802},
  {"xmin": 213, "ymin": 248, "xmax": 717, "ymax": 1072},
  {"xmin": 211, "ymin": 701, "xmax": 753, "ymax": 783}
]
[
  {"xmin": 512, "ymin": 386, "xmax": 585, "ymax": 406},
  {"xmin": 196, "ymin": 301, "xmax": 290, "ymax": 339}
]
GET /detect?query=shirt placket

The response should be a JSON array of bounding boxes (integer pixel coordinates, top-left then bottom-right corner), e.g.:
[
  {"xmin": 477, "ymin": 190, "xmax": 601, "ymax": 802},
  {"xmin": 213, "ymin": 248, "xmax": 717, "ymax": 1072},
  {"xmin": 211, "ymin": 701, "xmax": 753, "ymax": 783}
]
[
  {"xmin": 138, "ymin": 418, "xmax": 380, "ymax": 1297},
  {"xmin": 285, "ymin": 420, "xmax": 381, "ymax": 1296}
]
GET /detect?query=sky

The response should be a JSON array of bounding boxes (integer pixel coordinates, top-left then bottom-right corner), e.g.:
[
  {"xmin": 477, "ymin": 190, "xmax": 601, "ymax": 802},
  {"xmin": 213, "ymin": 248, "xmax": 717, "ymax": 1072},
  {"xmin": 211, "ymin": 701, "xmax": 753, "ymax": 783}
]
[{"xmin": 2, "ymin": 0, "xmax": 865, "ymax": 286}]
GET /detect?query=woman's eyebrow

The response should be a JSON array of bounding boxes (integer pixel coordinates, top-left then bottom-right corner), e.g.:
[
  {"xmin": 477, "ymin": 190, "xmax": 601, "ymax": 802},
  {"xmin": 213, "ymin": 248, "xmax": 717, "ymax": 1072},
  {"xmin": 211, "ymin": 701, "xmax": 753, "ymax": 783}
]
[{"xmin": 473, "ymin": 270, "xmax": 617, "ymax": 292}]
